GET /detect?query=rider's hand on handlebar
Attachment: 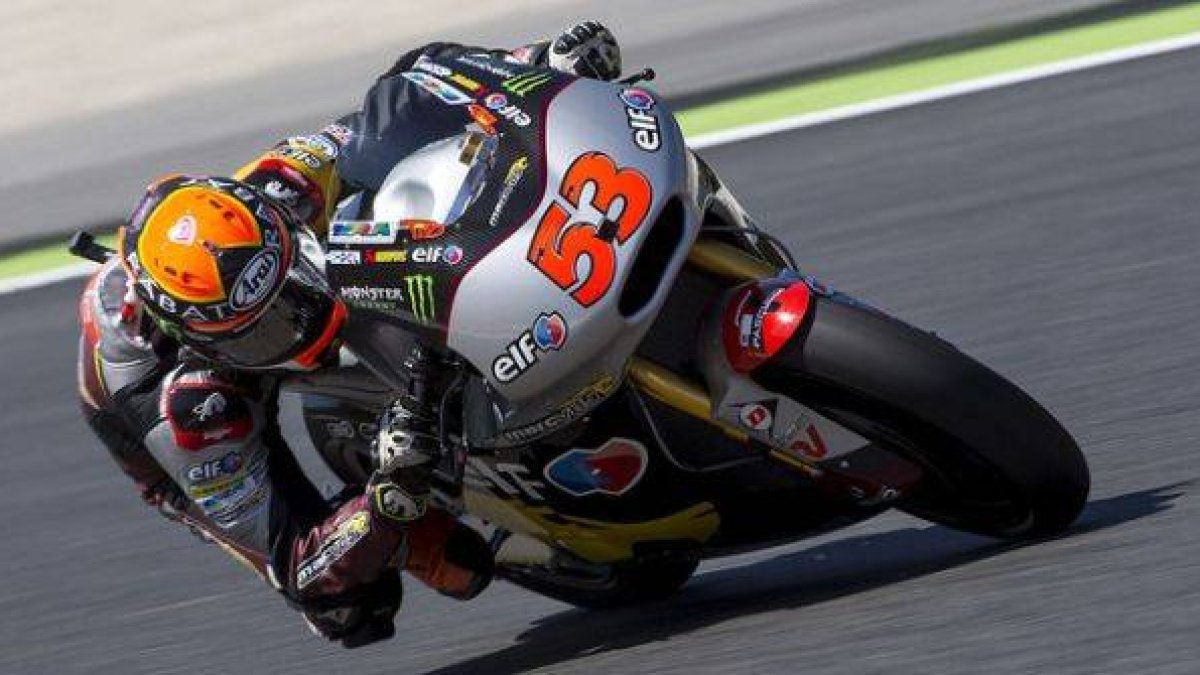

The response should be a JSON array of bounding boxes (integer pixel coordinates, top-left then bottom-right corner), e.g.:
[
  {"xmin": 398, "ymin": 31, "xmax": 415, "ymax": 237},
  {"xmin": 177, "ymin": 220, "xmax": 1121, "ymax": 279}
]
[
  {"xmin": 369, "ymin": 396, "xmax": 441, "ymax": 522},
  {"xmin": 372, "ymin": 396, "xmax": 441, "ymax": 476},
  {"xmin": 550, "ymin": 20, "xmax": 622, "ymax": 81}
]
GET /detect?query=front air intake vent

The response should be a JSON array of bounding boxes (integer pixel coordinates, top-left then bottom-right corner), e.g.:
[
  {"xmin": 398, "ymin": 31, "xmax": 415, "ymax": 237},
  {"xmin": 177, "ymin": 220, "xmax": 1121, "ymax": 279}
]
[{"xmin": 619, "ymin": 197, "xmax": 685, "ymax": 317}]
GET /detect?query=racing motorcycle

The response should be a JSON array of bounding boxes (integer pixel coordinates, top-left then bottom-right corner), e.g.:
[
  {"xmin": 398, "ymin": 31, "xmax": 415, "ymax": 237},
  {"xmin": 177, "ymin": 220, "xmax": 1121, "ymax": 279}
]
[{"xmin": 88, "ymin": 50, "xmax": 1090, "ymax": 608}]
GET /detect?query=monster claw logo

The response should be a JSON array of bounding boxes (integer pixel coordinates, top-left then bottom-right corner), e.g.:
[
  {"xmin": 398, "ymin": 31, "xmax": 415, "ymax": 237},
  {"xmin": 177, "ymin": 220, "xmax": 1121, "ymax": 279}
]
[
  {"xmin": 544, "ymin": 438, "xmax": 649, "ymax": 497},
  {"xmin": 503, "ymin": 72, "xmax": 553, "ymax": 96},
  {"xmin": 404, "ymin": 275, "xmax": 436, "ymax": 323}
]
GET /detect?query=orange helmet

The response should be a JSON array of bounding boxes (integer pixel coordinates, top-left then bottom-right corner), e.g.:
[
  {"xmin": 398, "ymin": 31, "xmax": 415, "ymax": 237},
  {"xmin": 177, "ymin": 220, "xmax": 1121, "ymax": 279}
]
[{"xmin": 121, "ymin": 175, "xmax": 345, "ymax": 370}]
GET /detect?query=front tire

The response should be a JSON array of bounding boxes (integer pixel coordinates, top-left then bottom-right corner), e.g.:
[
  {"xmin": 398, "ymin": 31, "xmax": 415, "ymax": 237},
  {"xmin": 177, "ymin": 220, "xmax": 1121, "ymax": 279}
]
[{"xmin": 756, "ymin": 296, "xmax": 1089, "ymax": 538}]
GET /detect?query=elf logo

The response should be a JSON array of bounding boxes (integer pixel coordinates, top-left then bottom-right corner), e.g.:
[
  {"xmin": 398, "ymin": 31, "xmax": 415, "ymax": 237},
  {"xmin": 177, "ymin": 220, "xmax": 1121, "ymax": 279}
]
[
  {"xmin": 492, "ymin": 312, "xmax": 568, "ymax": 383},
  {"xmin": 410, "ymin": 244, "xmax": 464, "ymax": 265},
  {"xmin": 185, "ymin": 451, "xmax": 243, "ymax": 484},
  {"xmin": 483, "ymin": 93, "xmax": 532, "ymax": 127},
  {"xmin": 620, "ymin": 87, "xmax": 660, "ymax": 152}
]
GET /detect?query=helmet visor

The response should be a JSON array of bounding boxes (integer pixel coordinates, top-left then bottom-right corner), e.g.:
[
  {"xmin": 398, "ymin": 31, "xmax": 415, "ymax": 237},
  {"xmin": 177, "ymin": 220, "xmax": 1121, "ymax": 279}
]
[{"xmin": 180, "ymin": 254, "xmax": 342, "ymax": 369}]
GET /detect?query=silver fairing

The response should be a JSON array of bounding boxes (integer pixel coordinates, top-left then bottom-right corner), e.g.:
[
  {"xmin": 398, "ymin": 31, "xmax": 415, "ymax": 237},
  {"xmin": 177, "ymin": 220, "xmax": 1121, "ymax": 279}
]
[
  {"xmin": 449, "ymin": 80, "xmax": 700, "ymax": 436},
  {"xmin": 345, "ymin": 78, "xmax": 701, "ymax": 442}
]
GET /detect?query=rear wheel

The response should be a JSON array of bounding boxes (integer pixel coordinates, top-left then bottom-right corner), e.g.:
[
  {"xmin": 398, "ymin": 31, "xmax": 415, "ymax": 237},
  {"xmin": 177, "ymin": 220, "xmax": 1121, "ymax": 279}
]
[{"xmin": 755, "ymin": 296, "xmax": 1089, "ymax": 538}]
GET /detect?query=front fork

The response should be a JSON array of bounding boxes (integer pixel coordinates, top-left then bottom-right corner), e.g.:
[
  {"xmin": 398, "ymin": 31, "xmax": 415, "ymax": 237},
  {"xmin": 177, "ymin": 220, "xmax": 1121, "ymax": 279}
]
[{"xmin": 628, "ymin": 239, "xmax": 918, "ymax": 505}]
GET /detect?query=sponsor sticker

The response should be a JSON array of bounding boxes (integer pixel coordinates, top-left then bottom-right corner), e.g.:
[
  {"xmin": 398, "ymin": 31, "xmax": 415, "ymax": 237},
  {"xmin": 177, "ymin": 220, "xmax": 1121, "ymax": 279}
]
[
  {"xmin": 295, "ymin": 512, "xmax": 371, "ymax": 589},
  {"xmin": 329, "ymin": 221, "xmax": 397, "ymax": 245},
  {"xmin": 503, "ymin": 71, "xmax": 552, "ymax": 96},
  {"xmin": 401, "ymin": 71, "xmax": 473, "ymax": 106},
  {"xmin": 508, "ymin": 45, "xmax": 537, "ymax": 64},
  {"xmin": 185, "ymin": 450, "xmax": 243, "ymax": 485},
  {"xmin": 620, "ymin": 88, "xmax": 661, "ymax": 152},
  {"xmin": 620, "ymin": 87, "xmax": 655, "ymax": 111},
  {"xmin": 167, "ymin": 214, "xmax": 196, "ymax": 245},
  {"xmin": 321, "ymin": 123, "xmax": 354, "ymax": 145},
  {"xmin": 455, "ymin": 53, "xmax": 517, "ymax": 78},
  {"xmin": 449, "ymin": 72, "xmax": 482, "ymax": 92},
  {"xmin": 492, "ymin": 312, "xmax": 568, "ymax": 383},
  {"xmin": 737, "ymin": 287, "xmax": 787, "ymax": 353},
  {"xmin": 364, "ymin": 250, "xmax": 407, "ymax": 264},
  {"xmin": 191, "ymin": 392, "xmax": 226, "ymax": 422},
  {"xmin": 262, "ymin": 179, "xmax": 302, "ymax": 206},
  {"xmin": 489, "ymin": 157, "xmax": 529, "ymax": 228},
  {"xmin": 544, "ymin": 438, "xmax": 648, "ymax": 497},
  {"xmin": 325, "ymin": 250, "xmax": 362, "ymax": 265},
  {"xmin": 339, "ymin": 286, "xmax": 405, "ymax": 302},
  {"xmin": 463, "ymin": 457, "xmax": 547, "ymax": 501},
  {"xmin": 404, "ymin": 275, "xmax": 436, "ymax": 323},
  {"xmin": 229, "ymin": 249, "xmax": 280, "ymax": 311},
  {"xmin": 409, "ymin": 244, "xmax": 464, "ymax": 265},
  {"xmin": 274, "ymin": 145, "xmax": 325, "ymax": 169},
  {"xmin": 194, "ymin": 454, "xmax": 269, "ymax": 525},
  {"xmin": 339, "ymin": 285, "xmax": 407, "ymax": 313},
  {"xmin": 414, "ymin": 54, "xmax": 452, "ymax": 78},
  {"xmin": 406, "ymin": 220, "xmax": 446, "ymax": 241},
  {"xmin": 287, "ymin": 134, "xmax": 339, "ymax": 159},
  {"xmin": 483, "ymin": 92, "xmax": 531, "ymax": 127},
  {"xmin": 737, "ymin": 401, "xmax": 776, "ymax": 432},
  {"xmin": 786, "ymin": 423, "xmax": 829, "ymax": 459},
  {"xmin": 467, "ymin": 104, "xmax": 499, "ymax": 134},
  {"xmin": 500, "ymin": 374, "xmax": 617, "ymax": 444}
]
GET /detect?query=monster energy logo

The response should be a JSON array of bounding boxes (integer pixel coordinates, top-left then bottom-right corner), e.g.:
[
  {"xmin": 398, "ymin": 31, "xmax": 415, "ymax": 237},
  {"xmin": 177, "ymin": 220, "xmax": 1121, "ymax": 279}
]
[
  {"xmin": 405, "ymin": 275, "xmax": 436, "ymax": 322},
  {"xmin": 503, "ymin": 72, "xmax": 552, "ymax": 96}
]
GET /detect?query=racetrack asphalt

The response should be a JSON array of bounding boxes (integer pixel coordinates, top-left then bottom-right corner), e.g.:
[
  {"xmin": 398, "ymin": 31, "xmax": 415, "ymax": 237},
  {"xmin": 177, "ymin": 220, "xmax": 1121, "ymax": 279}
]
[{"xmin": 1, "ymin": 43, "xmax": 1198, "ymax": 674}]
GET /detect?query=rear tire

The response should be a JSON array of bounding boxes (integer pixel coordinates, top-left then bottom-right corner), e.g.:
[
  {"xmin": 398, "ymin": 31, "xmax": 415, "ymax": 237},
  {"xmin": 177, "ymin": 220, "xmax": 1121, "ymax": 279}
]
[{"xmin": 756, "ymin": 296, "xmax": 1089, "ymax": 538}]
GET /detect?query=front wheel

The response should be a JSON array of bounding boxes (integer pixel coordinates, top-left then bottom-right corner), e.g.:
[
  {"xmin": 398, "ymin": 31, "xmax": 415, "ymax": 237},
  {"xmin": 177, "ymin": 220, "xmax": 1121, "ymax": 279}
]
[{"xmin": 755, "ymin": 296, "xmax": 1089, "ymax": 539}]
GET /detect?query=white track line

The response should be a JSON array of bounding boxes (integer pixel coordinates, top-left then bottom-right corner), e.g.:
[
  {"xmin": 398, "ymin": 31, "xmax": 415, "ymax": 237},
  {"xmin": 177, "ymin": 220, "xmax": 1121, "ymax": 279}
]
[
  {"xmin": 4, "ymin": 30, "xmax": 1200, "ymax": 298},
  {"xmin": 689, "ymin": 31, "xmax": 1200, "ymax": 149},
  {"xmin": 0, "ymin": 263, "xmax": 94, "ymax": 296}
]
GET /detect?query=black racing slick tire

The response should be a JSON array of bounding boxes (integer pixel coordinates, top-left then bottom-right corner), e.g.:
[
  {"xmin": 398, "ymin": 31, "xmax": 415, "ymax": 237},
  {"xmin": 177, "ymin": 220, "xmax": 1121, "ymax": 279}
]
[
  {"xmin": 755, "ymin": 295, "xmax": 1090, "ymax": 539},
  {"xmin": 499, "ymin": 556, "xmax": 699, "ymax": 609}
]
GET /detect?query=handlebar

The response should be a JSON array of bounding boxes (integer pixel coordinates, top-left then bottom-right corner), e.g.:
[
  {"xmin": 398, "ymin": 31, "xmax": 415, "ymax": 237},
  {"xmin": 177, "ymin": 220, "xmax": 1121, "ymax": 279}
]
[{"xmin": 68, "ymin": 231, "xmax": 115, "ymax": 264}]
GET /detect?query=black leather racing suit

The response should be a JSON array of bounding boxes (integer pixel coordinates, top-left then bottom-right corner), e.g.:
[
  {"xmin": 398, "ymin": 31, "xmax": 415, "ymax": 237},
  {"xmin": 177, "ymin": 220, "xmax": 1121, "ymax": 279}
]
[{"xmin": 77, "ymin": 40, "xmax": 559, "ymax": 645}]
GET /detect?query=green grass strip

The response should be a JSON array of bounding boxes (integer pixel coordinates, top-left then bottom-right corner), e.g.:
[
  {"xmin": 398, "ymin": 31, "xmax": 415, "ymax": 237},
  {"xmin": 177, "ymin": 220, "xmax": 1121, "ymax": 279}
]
[
  {"xmin": 677, "ymin": 2, "xmax": 1200, "ymax": 135},
  {"xmin": 0, "ymin": 234, "xmax": 115, "ymax": 279}
]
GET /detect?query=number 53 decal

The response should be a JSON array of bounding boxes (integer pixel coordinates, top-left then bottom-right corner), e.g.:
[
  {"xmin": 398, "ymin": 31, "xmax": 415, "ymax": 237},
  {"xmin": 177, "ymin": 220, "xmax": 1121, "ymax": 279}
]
[{"xmin": 527, "ymin": 152, "xmax": 653, "ymax": 307}]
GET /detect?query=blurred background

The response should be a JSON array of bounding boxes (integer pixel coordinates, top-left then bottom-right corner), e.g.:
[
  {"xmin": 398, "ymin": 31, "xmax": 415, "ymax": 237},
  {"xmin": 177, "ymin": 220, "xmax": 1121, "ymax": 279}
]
[
  {"xmin": 2, "ymin": 1, "xmax": 1198, "ymax": 673},
  {"xmin": 0, "ymin": 0, "xmax": 1149, "ymax": 250}
]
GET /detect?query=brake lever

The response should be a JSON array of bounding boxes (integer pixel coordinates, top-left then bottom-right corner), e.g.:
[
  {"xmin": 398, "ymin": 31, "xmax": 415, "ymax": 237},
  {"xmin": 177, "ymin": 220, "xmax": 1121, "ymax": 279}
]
[{"xmin": 618, "ymin": 67, "xmax": 656, "ymax": 86}]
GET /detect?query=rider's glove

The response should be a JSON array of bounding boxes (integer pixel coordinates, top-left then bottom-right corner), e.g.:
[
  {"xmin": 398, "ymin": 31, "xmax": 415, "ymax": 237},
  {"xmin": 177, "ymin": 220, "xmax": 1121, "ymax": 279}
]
[
  {"xmin": 142, "ymin": 476, "xmax": 189, "ymax": 520},
  {"xmin": 373, "ymin": 396, "xmax": 440, "ymax": 475},
  {"xmin": 549, "ymin": 20, "xmax": 622, "ymax": 81},
  {"xmin": 369, "ymin": 394, "xmax": 440, "ymax": 523}
]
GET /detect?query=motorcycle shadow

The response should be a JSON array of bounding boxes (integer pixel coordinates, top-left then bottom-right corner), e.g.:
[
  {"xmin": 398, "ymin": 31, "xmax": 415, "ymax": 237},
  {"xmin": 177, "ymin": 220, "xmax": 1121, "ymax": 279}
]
[{"xmin": 425, "ymin": 482, "xmax": 1188, "ymax": 675}]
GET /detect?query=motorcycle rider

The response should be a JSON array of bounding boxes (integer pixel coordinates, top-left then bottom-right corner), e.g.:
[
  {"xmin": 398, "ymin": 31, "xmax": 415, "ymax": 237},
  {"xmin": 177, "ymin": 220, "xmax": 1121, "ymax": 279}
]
[{"xmin": 77, "ymin": 22, "xmax": 622, "ymax": 648}]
